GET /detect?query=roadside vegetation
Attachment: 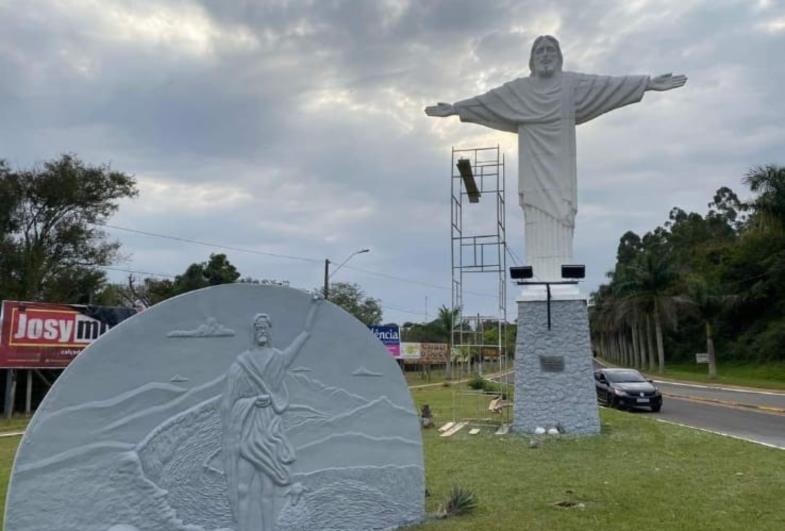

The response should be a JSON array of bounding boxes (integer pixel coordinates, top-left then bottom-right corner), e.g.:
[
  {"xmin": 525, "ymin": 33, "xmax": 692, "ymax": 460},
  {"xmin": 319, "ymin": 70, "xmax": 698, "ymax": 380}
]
[
  {"xmin": 652, "ymin": 361, "xmax": 785, "ymax": 390},
  {"xmin": 591, "ymin": 165, "xmax": 785, "ymax": 380},
  {"xmin": 3, "ymin": 384, "xmax": 785, "ymax": 529}
]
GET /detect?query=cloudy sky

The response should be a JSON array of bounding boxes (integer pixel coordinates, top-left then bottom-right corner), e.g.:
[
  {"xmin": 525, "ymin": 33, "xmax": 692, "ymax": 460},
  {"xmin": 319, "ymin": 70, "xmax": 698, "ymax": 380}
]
[{"xmin": 1, "ymin": 0, "xmax": 784, "ymax": 323}]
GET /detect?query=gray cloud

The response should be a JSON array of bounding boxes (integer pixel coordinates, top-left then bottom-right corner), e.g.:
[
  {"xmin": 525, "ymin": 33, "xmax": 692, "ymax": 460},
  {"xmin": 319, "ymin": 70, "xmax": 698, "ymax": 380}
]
[{"xmin": 1, "ymin": 0, "xmax": 784, "ymax": 322}]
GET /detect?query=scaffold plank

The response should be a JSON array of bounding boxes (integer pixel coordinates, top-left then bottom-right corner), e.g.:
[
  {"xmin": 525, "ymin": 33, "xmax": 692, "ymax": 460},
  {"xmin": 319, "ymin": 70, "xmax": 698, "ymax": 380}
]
[
  {"xmin": 438, "ymin": 421, "xmax": 455, "ymax": 433},
  {"xmin": 440, "ymin": 422, "xmax": 467, "ymax": 437}
]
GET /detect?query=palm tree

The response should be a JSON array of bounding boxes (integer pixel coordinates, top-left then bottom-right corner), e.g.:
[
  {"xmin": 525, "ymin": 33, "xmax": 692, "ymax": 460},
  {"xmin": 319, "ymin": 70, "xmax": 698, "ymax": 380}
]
[
  {"xmin": 744, "ymin": 165, "xmax": 785, "ymax": 232},
  {"xmin": 437, "ymin": 305, "xmax": 460, "ymax": 379},
  {"xmin": 616, "ymin": 252, "xmax": 679, "ymax": 373},
  {"xmin": 678, "ymin": 276, "xmax": 738, "ymax": 379}
]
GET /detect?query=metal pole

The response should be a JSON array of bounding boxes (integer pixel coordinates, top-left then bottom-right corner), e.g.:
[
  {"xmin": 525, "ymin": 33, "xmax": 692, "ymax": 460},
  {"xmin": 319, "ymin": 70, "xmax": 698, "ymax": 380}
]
[
  {"xmin": 4, "ymin": 369, "xmax": 16, "ymax": 420},
  {"xmin": 323, "ymin": 259, "xmax": 330, "ymax": 299},
  {"xmin": 25, "ymin": 369, "xmax": 32, "ymax": 415}
]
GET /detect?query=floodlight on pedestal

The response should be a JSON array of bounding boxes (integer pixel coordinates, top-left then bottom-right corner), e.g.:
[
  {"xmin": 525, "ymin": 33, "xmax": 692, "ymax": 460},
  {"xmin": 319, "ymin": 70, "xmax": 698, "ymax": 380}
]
[
  {"xmin": 456, "ymin": 158, "xmax": 480, "ymax": 203},
  {"xmin": 561, "ymin": 264, "xmax": 585, "ymax": 279},
  {"xmin": 509, "ymin": 266, "xmax": 533, "ymax": 280}
]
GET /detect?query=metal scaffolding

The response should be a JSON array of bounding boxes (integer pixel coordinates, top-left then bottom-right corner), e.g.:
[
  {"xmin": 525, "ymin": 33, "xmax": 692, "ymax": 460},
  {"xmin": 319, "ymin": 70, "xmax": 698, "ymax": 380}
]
[{"xmin": 450, "ymin": 146, "xmax": 509, "ymax": 381}]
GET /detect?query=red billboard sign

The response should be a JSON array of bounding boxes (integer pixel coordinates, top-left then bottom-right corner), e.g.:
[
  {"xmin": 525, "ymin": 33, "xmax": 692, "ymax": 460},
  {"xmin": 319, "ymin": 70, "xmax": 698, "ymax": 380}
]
[{"xmin": 0, "ymin": 300, "xmax": 138, "ymax": 368}]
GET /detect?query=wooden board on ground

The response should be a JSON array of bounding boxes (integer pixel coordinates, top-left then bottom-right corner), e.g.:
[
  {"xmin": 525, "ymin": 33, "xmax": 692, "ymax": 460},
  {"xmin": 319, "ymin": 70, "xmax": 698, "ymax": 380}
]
[
  {"xmin": 469, "ymin": 428, "xmax": 480, "ymax": 435},
  {"xmin": 440, "ymin": 422, "xmax": 467, "ymax": 437},
  {"xmin": 438, "ymin": 421, "xmax": 455, "ymax": 433}
]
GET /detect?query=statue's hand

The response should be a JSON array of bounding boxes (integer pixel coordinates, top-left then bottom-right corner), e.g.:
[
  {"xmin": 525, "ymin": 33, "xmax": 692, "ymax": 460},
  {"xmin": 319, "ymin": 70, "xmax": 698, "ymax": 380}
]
[
  {"xmin": 425, "ymin": 102, "xmax": 456, "ymax": 117},
  {"xmin": 648, "ymin": 73, "xmax": 687, "ymax": 91},
  {"xmin": 255, "ymin": 394, "xmax": 272, "ymax": 408}
]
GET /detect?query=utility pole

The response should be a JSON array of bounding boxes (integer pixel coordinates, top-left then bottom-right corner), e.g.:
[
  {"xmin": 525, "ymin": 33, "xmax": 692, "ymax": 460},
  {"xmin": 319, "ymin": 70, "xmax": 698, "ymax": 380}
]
[
  {"xmin": 324, "ymin": 249, "xmax": 370, "ymax": 301},
  {"xmin": 323, "ymin": 259, "xmax": 331, "ymax": 299}
]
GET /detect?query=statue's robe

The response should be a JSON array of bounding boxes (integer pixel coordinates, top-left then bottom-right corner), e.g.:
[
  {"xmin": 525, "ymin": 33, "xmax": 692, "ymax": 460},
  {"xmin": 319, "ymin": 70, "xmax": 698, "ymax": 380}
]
[
  {"xmin": 453, "ymin": 71, "xmax": 649, "ymax": 280},
  {"xmin": 221, "ymin": 347, "xmax": 295, "ymax": 525}
]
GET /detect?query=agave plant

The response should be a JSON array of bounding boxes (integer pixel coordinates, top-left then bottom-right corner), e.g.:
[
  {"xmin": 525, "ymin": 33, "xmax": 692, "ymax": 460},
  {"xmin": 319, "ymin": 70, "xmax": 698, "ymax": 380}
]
[{"xmin": 435, "ymin": 486, "xmax": 478, "ymax": 518}]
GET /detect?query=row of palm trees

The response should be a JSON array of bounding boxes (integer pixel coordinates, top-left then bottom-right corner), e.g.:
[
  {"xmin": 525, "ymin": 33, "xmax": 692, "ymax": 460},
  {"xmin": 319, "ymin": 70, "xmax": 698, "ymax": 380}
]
[
  {"xmin": 590, "ymin": 164, "xmax": 785, "ymax": 376},
  {"xmin": 590, "ymin": 251, "xmax": 676, "ymax": 375},
  {"xmin": 592, "ymin": 267, "xmax": 735, "ymax": 377}
]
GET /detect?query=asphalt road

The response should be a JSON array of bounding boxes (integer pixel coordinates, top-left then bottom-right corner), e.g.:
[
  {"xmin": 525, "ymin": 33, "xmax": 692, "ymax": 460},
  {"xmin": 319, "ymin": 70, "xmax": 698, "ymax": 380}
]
[
  {"xmin": 654, "ymin": 395, "xmax": 785, "ymax": 449},
  {"xmin": 593, "ymin": 361, "xmax": 785, "ymax": 449},
  {"xmin": 493, "ymin": 362, "xmax": 785, "ymax": 449}
]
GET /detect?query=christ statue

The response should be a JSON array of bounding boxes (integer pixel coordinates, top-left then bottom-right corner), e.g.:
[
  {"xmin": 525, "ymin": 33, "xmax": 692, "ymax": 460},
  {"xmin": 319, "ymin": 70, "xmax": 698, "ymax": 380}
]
[{"xmin": 426, "ymin": 35, "xmax": 687, "ymax": 282}]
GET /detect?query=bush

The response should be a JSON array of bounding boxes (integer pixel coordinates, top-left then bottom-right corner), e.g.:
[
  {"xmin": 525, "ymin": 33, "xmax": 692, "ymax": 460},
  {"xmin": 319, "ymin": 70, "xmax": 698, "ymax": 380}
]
[{"xmin": 467, "ymin": 373, "xmax": 486, "ymax": 390}]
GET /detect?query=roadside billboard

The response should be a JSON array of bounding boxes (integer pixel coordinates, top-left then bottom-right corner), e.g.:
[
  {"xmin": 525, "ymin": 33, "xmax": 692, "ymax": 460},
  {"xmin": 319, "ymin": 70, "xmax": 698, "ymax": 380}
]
[
  {"xmin": 0, "ymin": 300, "xmax": 138, "ymax": 368},
  {"xmin": 400, "ymin": 342, "xmax": 422, "ymax": 360},
  {"xmin": 369, "ymin": 325, "xmax": 400, "ymax": 357},
  {"xmin": 420, "ymin": 343, "xmax": 449, "ymax": 363}
]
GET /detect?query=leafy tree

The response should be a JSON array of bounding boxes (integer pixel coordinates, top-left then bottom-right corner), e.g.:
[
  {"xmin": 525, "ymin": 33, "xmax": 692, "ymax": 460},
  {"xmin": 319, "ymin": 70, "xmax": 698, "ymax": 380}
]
[
  {"xmin": 116, "ymin": 254, "xmax": 241, "ymax": 307},
  {"xmin": 592, "ymin": 166, "xmax": 785, "ymax": 368},
  {"xmin": 171, "ymin": 253, "xmax": 240, "ymax": 295},
  {"xmin": 325, "ymin": 282, "xmax": 382, "ymax": 326},
  {"xmin": 0, "ymin": 154, "xmax": 137, "ymax": 302}
]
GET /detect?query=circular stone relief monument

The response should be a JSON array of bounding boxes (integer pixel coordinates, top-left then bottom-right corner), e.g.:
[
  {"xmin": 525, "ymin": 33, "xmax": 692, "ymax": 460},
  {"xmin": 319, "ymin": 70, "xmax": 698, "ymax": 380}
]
[{"xmin": 5, "ymin": 284, "xmax": 424, "ymax": 531}]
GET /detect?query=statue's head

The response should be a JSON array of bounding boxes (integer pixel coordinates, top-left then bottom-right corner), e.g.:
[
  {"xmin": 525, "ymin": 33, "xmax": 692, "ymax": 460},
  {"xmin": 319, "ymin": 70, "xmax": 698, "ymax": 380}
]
[
  {"xmin": 253, "ymin": 313, "xmax": 272, "ymax": 346},
  {"xmin": 529, "ymin": 35, "xmax": 563, "ymax": 77}
]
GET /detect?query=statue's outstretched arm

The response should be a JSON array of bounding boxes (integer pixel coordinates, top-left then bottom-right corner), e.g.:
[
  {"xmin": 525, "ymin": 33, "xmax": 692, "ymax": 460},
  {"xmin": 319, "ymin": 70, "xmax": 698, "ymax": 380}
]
[
  {"xmin": 425, "ymin": 102, "xmax": 457, "ymax": 117},
  {"xmin": 283, "ymin": 295, "xmax": 323, "ymax": 367},
  {"xmin": 647, "ymin": 73, "xmax": 687, "ymax": 92}
]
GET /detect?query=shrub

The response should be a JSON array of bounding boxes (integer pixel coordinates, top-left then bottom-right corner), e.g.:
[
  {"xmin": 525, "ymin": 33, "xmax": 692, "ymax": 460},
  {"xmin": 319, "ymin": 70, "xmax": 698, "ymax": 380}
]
[
  {"xmin": 436, "ymin": 486, "xmax": 478, "ymax": 518},
  {"xmin": 467, "ymin": 373, "xmax": 486, "ymax": 390}
]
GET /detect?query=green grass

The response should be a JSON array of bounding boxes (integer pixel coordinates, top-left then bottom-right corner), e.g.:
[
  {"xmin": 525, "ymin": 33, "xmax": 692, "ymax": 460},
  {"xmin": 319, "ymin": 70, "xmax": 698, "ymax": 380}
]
[
  {"xmin": 652, "ymin": 361, "xmax": 785, "ymax": 390},
  {"xmin": 0, "ymin": 434, "xmax": 22, "ymax": 516},
  {"xmin": 2, "ymin": 387, "xmax": 785, "ymax": 529},
  {"xmin": 411, "ymin": 384, "xmax": 785, "ymax": 530},
  {"xmin": 0, "ymin": 416, "xmax": 31, "ymax": 435},
  {"xmin": 404, "ymin": 361, "xmax": 514, "ymax": 387}
]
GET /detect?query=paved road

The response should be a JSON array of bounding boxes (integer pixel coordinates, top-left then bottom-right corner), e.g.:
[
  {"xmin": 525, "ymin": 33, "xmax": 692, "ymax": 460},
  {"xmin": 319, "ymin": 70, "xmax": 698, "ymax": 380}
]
[
  {"xmin": 492, "ymin": 363, "xmax": 785, "ymax": 449},
  {"xmin": 654, "ymin": 380, "xmax": 785, "ymax": 411},
  {"xmin": 593, "ymin": 361, "xmax": 785, "ymax": 449},
  {"xmin": 655, "ymin": 396, "xmax": 785, "ymax": 449}
]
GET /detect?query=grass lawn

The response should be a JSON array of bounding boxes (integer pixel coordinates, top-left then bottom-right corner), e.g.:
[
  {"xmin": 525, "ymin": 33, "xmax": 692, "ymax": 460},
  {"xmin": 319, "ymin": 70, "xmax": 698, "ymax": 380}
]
[
  {"xmin": 2, "ymin": 386, "xmax": 784, "ymax": 529},
  {"xmin": 0, "ymin": 434, "xmax": 20, "ymax": 513},
  {"xmin": 0, "ymin": 416, "xmax": 32, "ymax": 436},
  {"xmin": 411, "ymin": 384, "xmax": 785, "ymax": 530},
  {"xmin": 651, "ymin": 361, "xmax": 785, "ymax": 391},
  {"xmin": 404, "ymin": 361, "xmax": 514, "ymax": 387}
]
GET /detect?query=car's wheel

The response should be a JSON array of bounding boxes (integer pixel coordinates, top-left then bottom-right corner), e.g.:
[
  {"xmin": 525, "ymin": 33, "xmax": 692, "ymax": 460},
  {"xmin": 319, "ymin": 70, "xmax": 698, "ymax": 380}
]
[
  {"xmin": 651, "ymin": 404, "xmax": 662, "ymax": 413},
  {"xmin": 608, "ymin": 393, "xmax": 618, "ymax": 408}
]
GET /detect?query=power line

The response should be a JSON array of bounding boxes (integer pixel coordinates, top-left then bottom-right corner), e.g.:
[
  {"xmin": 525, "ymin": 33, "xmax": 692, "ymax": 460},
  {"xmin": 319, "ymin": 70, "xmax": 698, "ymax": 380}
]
[
  {"xmin": 342, "ymin": 265, "xmax": 498, "ymax": 299},
  {"xmin": 96, "ymin": 265, "xmax": 175, "ymax": 278},
  {"xmin": 382, "ymin": 304, "xmax": 427, "ymax": 317},
  {"xmin": 100, "ymin": 222, "xmax": 500, "ymax": 298},
  {"xmin": 102, "ymin": 224, "xmax": 322, "ymax": 264}
]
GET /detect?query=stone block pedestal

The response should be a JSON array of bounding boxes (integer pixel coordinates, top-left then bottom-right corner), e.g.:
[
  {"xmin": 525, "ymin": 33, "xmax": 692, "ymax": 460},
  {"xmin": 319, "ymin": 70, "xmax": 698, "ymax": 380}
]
[{"xmin": 512, "ymin": 290, "xmax": 600, "ymax": 435}]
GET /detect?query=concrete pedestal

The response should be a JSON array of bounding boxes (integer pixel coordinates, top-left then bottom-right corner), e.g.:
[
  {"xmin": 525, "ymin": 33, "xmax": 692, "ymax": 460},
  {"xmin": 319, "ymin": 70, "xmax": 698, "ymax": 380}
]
[{"xmin": 512, "ymin": 289, "xmax": 600, "ymax": 435}]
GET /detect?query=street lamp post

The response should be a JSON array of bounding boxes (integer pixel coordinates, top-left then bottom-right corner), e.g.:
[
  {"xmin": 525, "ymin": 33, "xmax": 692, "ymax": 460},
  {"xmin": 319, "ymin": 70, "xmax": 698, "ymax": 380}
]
[{"xmin": 323, "ymin": 248, "xmax": 370, "ymax": 299}]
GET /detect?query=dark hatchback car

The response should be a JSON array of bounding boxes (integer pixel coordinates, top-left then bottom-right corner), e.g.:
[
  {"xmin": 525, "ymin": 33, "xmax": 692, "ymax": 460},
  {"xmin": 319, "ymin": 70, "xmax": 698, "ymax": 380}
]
[{"xmin": 595, "ymin": 368, "xmax": 662, "ymax": 412}]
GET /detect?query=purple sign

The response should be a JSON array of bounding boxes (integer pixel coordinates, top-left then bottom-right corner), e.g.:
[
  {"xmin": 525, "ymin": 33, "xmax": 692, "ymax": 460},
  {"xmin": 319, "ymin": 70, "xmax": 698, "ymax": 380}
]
[{"xmin": 370, "ymin": 325, "xmax": 400, "ymax": 358}]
